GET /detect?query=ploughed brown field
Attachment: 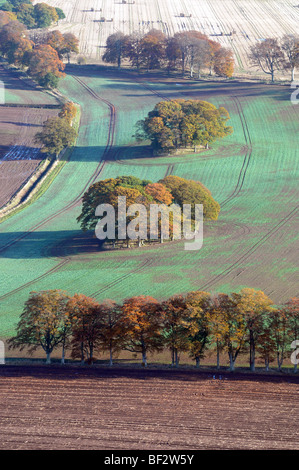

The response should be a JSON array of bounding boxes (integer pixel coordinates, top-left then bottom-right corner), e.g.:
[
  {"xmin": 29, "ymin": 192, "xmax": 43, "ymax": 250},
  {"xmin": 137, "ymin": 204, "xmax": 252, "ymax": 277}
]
[{"xmin": 0, "ymin": 365, "xmax": 298, "ymax": 450}]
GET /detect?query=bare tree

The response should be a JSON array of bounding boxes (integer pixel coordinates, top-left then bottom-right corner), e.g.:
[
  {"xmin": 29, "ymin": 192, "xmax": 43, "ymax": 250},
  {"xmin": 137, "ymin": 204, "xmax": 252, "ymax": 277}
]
[
  {"xmin": 249, "ymin": 38, "xmax": 286, "ymax": 82},
  {"xmin": 281, "ymin": 34, "xmax": 299, "ymax": 81}
]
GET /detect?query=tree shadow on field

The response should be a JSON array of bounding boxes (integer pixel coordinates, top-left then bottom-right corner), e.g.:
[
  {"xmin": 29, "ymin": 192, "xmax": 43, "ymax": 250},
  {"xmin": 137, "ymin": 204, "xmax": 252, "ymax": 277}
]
[
  {"xmin": 0, "ymin": 363, "xmax": 299, "ymax": 384},
  {"xmin": 61, "ymin": 143, "xmax": 158, "ymax": 163},
  {"xmin": 65, "ymin": 64, "xmax": 294, "ymax": 103},
  {"xmin": 0, "ymin": 145, "xmax": 44, "ymax": 160},
  {"xmin": 0, "ymin": 230, "xmax": 105, "ymax": 259}
]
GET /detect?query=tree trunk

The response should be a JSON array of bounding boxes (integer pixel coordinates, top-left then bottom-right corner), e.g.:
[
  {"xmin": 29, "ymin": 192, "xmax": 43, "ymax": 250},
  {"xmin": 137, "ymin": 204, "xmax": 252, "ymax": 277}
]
[
  {"xmin": 109, "ymin": 348, "xmax": 113, "ymax": 367},
  {"xmin": 228, "ymin": 353, "xmax": 235, "ymax": 372},
  {"xmin": 175, "ymin": 349, "xmax": 179, "ymax": 368},
  {"xmin": 61, "ymin": 345, "xmax": 65, "ymax": 365},
  {"xmin": 46, "ymin": 351, "xmax": 51, "ymax": 364},
  {"xmin": 249, "ymin": 330, "xmax": 255, "ymax": 372},
  {"xmin": 277, "ymin": 352, "xmax": 283, "ymax": 371},
  {"xmin": 81, "ymin": 341, "xmax": 85, "ymax": 365},
  {"xmin": 195, "ymin": 357, "xmax": 200, "ymax": 368},
  {"xmin": 171, "ymin": 348, "xmax": 175, "ymax": 367},
  {"xmin": 216, "ymin": 342, "xmax": 220, "ymax": 370},
  {"xmin": 142, "ymin": 349, "xmax": 147, "ymax": 367}
]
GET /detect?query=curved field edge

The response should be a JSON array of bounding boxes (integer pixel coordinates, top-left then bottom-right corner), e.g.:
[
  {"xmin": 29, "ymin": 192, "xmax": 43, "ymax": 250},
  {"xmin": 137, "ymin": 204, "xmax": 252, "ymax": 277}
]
[{"xmin": 0, "ymin": 104, "xmax": 82, "ymax": 224}]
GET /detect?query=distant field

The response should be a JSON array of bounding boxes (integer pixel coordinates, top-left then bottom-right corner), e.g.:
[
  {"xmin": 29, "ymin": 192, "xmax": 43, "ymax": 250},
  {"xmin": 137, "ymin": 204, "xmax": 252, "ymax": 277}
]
[
  {"xmin": 0, "ymin": 65, "xmax": 298, "ymax": 338},
  {"xmin": 0, "ymin": 365, "xmax": 298, "ymax": 450},
  {"xmin": 35, "ymin": 0, "xmax": 299, "ymax": 75}
]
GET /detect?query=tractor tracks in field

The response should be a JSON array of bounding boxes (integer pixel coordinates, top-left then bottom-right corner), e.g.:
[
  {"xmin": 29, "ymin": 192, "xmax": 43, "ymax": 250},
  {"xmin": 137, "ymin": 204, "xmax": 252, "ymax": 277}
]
[
  {"xmin": 138, "ymin": 80, "xmax": 298, "ymax": 292},
  {"xmin": 90, "ymin": 256, "xmax": 155, "ymax": 300},
  {"xmin": 219, "ymin": 96, "xmax": 252, "ymax": 208},
  {"xmin": 198, "ymin": 203, "xmax": 299, "ymax": 292},
  {"xmin": 0, "ymin": 75, "xmax": 117, "ymax": 300},
  {"xmin": 0, "ymin": 75, "xmax": 116, "ymax": 256}
]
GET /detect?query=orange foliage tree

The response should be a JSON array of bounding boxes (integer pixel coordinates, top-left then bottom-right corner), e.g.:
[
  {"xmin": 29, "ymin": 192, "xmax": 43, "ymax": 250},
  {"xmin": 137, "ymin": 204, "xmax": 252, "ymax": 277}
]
[
  {"xmin": 8, "ymin": 289, "xmax": 71, "ymax": 364},
  {"xmin": 28, "ymin": 44, "xmax": 65, "ymax": 83},
  {"xmin": 68, "ymin": 294, "xmax": 101, "ymax": 364},
  {"xmin": 121, "ymin": 296, "xmax": 164, "ymax": 367}
]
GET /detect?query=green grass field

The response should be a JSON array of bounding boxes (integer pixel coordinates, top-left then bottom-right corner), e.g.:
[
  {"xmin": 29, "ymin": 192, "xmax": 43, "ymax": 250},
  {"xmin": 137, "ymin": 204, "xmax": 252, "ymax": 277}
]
[{"xmin": 0, "ymin": 66, "xmax": 298, "ymax": 337}]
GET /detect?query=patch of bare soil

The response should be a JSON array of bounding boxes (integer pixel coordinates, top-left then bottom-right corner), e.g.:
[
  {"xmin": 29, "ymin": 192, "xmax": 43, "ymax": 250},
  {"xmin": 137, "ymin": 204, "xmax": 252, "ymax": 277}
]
[{"xmin": 0, "ymin": 365, "xmax": 298, "ymax": 450}]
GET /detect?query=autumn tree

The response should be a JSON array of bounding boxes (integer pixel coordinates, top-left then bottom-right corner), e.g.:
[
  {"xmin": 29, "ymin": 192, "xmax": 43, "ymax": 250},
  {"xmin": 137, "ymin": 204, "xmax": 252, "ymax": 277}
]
[
  {"xmin": 269, "ymin": 308, "xmax": 290, "ymax": 371},
  {"xmin": 0, "ymin": 10, "xmax": 17, "ymax": 28},
  {"xmin": 206, "ymin": 295, "xmax": 226, "ymax": 369},
  {"xmin": 125, "ymin": 32, "xmax": 143, "ymax": 70},
  {"xmin": 160, "ymin": 175, "xmax": 220, "ymax": 221},
  {"xmin": 34, "ymin": 116, "xmax": 78, "ymax": 158},
  {"xmin": 0, "ymin": 19, "xmax": 33, "ymax": 66},
  {"xmin": 97, "ymin": 300, "xmax": 125, "ymax": 366},
  {"xmin": 207, "ymin": 39, "xmax": 222, "ymax": 76},
  {"xmin": 160, "ymin": 295, "xmax": 190, "ymax": 367},
  {"xmin": 232, "ymin": 288, "xmax": 274, "ymax": 371},
  {"xmin": 281, "ymin": 34, "xmax": 299, "ymax": 81},
  {"xmin": 8, "ymin": 290, "xmax": 71, "ymax": 364},
  {"xmin": 58, "ymin": 101, "xmax": 77, "ymax": 124},
  {"xmin": 135, "ymin": 99, "xmax": 233, "ymax": 154},
  {"xmin": 139, "ymin": 29, "xmax": 166, "ymax": 71},
  {"xmin": 33, "ymin": 2, "xmax": 58, "ymax": 28},
  {"xmin": 165, "ymin": 31, "xmax": 216, "ymax": 77},
  {"xmin": 144, "ymin": 182, "xmax": 173, "ymax": 205},
  {"xmin": 15, "ymin": 3, "xmax": 36, "ymax": 29},
  {"xmin": 256, "ymin": 312, "xmax": 276, "ymax": 371},
  {"xmin": 77, "ymin": 176, "xmax": 156, "ymax": 238},
  {"xmin": 68, "ymin": 294, "xmax": 101, "ymax": 364},
  {"xmin": 282, "ymin": 297, "xmax": 299, "ymax": 372},
  {"xmin": 211, "ymin": 293, "xmax": 247, "ymax": 371},
  {"xmin": 213, "ymin": 47, "xmax": 234, "ymax": 78},
  {"xmin": 191, "ymin": 37, "xmax": 211, "ymax": 79},
  {"xmin": 1, "ymin": 1, "xmax": 65, "ymax": 29},
  {"xmin": 170, "ymin": 32, "xmax": 193, "ymax": 76},
  {"xmin": 61, "ymin": 33, "xmax": 79, "ymax": 63},
  {"xmin": 121, "ymin": 296, "xmax": 163, "ymax": 367},
  {"xmin": 46, "ymin": 30, "xmax": 66, "ymax": 58},
  {"xmin": 185, "ymin": 291, "xmax": 212, "ymax": 367},
  {"xmin": 28, "ymin": 44, "xmax": 65, "ymax": 86},
  {"xmin": 249, "ymin": 38, "xmax": 286, "ymax": 82},
  {"xmin": 103, "ymin": 32, "xmax": 128, "ymax": 68}
]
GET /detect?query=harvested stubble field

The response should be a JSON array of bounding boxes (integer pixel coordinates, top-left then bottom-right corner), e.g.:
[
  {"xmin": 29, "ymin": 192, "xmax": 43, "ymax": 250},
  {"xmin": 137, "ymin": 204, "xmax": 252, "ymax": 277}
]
[
  {"xmin": 0, "ymin": 66, "xmax": 60, "ymax": 208},
  {"xmin": 38, "ymin": 0, "xmax": 299, "ymax": 75},
  {"xmin": 0, "ymin": 365, "xmax": 299, "ymax": 450},
  {"xmin": 0, "ymin": 65, "xmax": 298, "ymax": 338}
]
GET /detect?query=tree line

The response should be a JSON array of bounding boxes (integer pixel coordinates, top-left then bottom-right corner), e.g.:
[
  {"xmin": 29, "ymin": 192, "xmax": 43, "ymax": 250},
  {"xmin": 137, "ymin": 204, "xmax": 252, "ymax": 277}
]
[
  {"xmin": 102, "ymin": 29, "xmax": 299, "ymax": 82},
  {"xmin": 102, "ymin": 29, "xmax": 235, "ymax": 78},
  {"xmin": 0, "ymin": 10, "xmax": 78, "ymax": 88},
  {"xmin": 8, "ymin": 288, "xmax": 299, "ymax": 373}
]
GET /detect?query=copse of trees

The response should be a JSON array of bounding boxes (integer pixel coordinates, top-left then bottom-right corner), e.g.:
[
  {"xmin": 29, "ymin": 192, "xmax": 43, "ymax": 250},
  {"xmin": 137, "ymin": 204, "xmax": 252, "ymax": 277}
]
[
  {"xmin": 77, "ymin": 174, "xmax": 220, "ymax": 247},
  {"xmin": 135, "ymin": 99, "xmax": 233, "ymax": 154},
  {"xmin": 0, "ymin": 12, "xmax": 79, "ymax": 88},
  {"xmin": 103, "ymin": 29, "xmax": 235, "ymax": 78},
  {"xmin": 0, "ymin": 0, "xmax": 65, "ymax": 29},
  {"xmin": 8, "ymin": 289, "xmax": 299, "ymax": 372}
]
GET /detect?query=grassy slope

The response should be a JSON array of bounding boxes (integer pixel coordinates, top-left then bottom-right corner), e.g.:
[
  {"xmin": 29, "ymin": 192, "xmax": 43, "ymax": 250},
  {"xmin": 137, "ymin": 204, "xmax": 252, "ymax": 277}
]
[{"xmin": 0, "ymin": 70, "xmax": 298, "ymax": 337}]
